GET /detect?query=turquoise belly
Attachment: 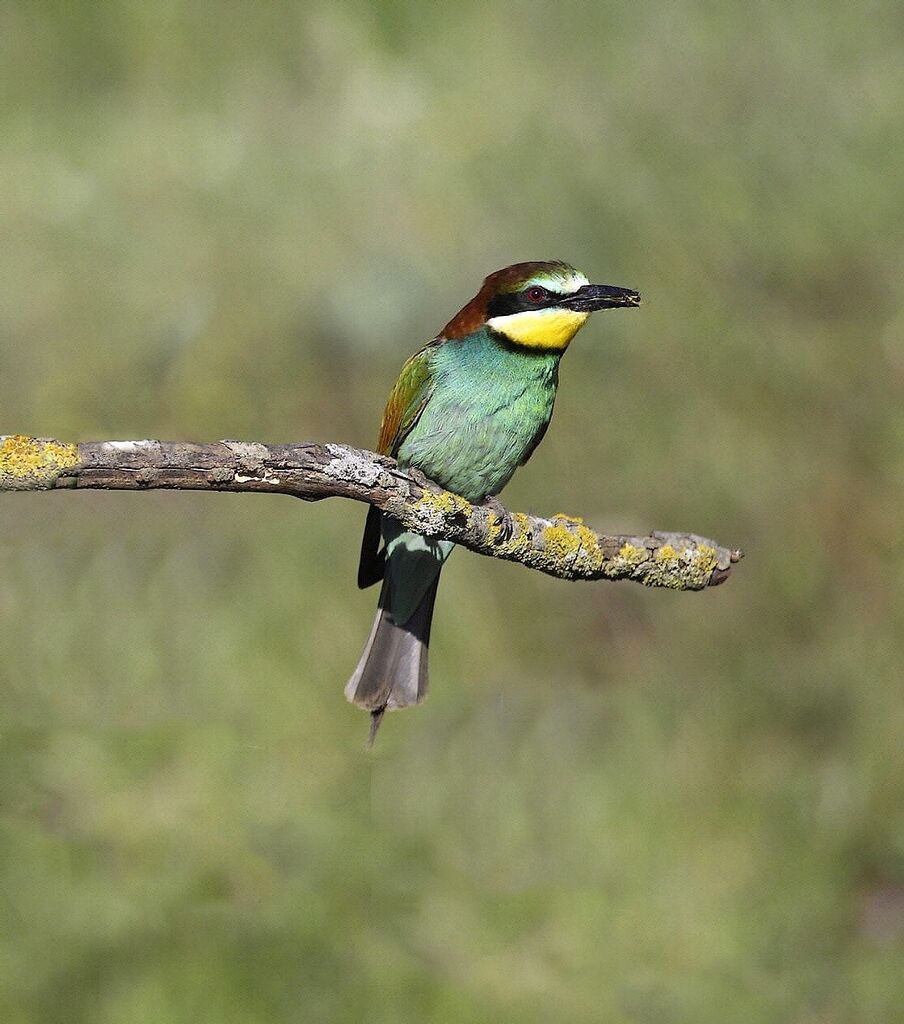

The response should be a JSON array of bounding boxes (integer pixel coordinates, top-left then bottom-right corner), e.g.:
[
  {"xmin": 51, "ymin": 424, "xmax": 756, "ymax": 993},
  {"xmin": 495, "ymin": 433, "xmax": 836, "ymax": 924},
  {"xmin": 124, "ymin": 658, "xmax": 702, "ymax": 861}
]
[{"xmin": 397, "ymin": 331, "xmax": 560, "ymax": 502}]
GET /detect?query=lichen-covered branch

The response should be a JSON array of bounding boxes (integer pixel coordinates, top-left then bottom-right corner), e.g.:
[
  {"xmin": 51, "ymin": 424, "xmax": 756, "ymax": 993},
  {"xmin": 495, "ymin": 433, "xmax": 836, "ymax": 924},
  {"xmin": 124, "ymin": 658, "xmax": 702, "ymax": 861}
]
[{"xmin": 0, "ymin": 434, "xmax": 742, "ymax": 589}]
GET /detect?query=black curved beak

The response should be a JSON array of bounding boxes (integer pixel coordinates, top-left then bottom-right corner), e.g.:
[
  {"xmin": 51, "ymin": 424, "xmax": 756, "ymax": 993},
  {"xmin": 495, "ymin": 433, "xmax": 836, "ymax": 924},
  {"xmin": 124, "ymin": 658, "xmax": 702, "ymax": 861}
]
[{"xmin": 561, "ymin": 283, "xmax": 641, "ymax": 311}]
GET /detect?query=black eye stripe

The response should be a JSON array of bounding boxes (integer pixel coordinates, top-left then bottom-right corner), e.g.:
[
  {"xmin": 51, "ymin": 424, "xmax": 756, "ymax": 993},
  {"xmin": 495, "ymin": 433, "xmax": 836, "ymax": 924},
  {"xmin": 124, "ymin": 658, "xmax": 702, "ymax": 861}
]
[{"xmin": 486, "ymin": 288, "xmax": 564, "ymax": 318}]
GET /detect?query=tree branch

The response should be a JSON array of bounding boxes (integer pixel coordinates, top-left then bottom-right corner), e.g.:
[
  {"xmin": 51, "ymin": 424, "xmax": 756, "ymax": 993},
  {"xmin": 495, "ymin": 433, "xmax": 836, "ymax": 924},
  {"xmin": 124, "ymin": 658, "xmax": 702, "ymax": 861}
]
[{"xmin": 0, "ymin": 434, "xmax": 742, "ymax": 589}]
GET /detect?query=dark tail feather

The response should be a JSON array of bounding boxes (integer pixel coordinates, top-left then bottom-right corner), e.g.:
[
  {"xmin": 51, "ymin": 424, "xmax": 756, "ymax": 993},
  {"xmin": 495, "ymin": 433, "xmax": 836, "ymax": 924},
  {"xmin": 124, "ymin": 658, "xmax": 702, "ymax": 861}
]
[
  {"xmin": 357, "ymin": 506, "xmax": 385, "ymax": 589},
  {"xmin": 367, "ymin": 708, "xmax": 385, "ymax": 747},
  {"xmin": 345, "ymin": 573, "xmax": 440, "ymax": 744}
]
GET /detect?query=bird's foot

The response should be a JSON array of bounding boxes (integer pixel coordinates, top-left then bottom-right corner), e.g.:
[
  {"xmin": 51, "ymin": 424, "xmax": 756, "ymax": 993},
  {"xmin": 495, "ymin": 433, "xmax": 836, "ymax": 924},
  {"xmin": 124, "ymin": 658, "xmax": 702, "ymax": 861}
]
[{"xmin": 480, "ymin": 494, "xmax": 515, "ymax": 543}]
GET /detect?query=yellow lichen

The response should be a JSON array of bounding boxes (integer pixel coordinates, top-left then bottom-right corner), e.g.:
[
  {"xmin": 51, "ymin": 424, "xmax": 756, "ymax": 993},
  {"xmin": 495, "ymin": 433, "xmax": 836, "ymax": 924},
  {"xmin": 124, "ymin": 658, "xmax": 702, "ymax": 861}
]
[
  {"xmin": 501, "ymin": 513, "xmax": 534, "ymax": 558},
  {"xmin": 416, "ymin": 489, "xmax": 472, "ymax": 515},
  {"xmin": 402, "ymin": 488, "xmax": 721, "ymax": 591},
  {"xmin": 484, "ymin": 514, "xmax": 503, "ymax": 543},
  {"xmin": 641, "ymin": 541, "xmax": 719, "ymax": 590},
  {"xmin": 542, "ymin": 524, "xmax": 582, "ymax": 561},
  {"xmin": 617, "ymin": 543, "xmax": 647, "ymax": 564},
  {"xmin": 0, "ymin": 435, "xmax": 79, "ymax": 490},
  {"xmin": 601, "ymin": 541, "xmax": 649, "ymax": 580},
  {"xmin": 573, "ymin": 523, "xmax": 601, "ymax": 555},
  {"xmin": 542, "ymin": 516, "xmax": 604, "ymax": 569},
  {"xmin": 409, "ymin": 488, "xmax": 473, "ymax": 535},
  {"xmin": 693, "ymin": 544, "xmax": 718, "ymax": 574}
]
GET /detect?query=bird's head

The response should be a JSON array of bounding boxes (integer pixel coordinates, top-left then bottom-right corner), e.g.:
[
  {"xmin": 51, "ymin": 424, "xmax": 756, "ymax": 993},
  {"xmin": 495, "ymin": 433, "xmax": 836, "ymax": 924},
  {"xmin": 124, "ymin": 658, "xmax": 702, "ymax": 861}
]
[{"xmin": 442, "ymin": 260, "xmax": 640, "ymax": 352}]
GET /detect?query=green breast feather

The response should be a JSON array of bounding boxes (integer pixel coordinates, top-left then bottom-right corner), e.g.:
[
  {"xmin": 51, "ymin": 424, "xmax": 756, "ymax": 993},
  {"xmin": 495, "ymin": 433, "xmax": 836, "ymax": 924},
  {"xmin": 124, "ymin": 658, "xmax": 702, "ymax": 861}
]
[{"xmin": 395, "ymin": 328, "xmax": 560, "ymax": 503}]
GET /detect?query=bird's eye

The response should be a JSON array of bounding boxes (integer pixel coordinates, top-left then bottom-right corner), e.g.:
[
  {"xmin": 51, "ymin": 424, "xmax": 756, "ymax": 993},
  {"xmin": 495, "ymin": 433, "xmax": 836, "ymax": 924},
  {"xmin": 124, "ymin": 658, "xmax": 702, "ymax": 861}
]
[{"xmin": 525, "ymin": 286, "xmax": 548, "ymax": 304}]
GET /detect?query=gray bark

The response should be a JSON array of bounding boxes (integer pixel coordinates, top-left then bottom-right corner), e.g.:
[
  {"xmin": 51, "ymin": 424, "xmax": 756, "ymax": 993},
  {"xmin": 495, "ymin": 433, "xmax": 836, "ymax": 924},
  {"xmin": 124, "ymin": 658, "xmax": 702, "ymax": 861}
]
[{"xmin": 0, "ymin": 435, "xmax": 742, "ymax": 589}]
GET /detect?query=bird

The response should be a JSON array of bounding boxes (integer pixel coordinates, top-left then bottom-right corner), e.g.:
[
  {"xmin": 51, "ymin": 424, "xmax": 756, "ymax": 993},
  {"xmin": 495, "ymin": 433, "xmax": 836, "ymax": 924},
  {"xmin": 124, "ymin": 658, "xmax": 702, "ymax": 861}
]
[{"xmin": 346, "ymin": 260, "xmax": 640, "ymax": 742}]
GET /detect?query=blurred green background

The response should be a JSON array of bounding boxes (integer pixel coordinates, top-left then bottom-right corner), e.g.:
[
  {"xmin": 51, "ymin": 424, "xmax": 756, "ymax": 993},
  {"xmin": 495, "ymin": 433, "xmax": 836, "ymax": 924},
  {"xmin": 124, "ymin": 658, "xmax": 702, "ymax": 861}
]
[{"xmin": 2, "ymin": 1, "xmax": 903, "ymax": 1021}]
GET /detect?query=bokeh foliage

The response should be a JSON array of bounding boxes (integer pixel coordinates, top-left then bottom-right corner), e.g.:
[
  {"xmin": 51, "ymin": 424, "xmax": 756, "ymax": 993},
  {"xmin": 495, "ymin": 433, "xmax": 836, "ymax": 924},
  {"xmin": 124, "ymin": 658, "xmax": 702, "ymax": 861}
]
[{"xmin": 1, "ymin": 2, "xmax": 903, "ymax": 1021}]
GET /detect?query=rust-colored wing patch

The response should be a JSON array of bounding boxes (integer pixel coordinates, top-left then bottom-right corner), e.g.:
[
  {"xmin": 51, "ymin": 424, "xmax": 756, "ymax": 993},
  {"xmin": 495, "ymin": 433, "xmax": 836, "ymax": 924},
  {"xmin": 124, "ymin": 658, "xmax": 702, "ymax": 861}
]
[{"xmin": 377, "ymin": 345, "xmax": 435, "ymax": 456}]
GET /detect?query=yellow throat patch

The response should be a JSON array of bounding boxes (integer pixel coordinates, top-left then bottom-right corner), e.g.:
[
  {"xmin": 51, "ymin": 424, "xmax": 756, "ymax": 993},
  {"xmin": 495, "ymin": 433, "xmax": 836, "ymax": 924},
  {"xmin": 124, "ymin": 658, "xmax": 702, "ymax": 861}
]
[{"xmin": 486, "ymin": 307, "xmax": 590, "ymax": 351}]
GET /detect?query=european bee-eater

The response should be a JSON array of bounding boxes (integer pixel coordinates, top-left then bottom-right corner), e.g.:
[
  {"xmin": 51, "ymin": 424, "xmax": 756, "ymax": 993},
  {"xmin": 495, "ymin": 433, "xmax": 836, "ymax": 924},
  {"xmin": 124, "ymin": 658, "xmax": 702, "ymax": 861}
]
[{"xmin": 347, "ymin": 260, "xmax": 640, "ymax": 741}]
